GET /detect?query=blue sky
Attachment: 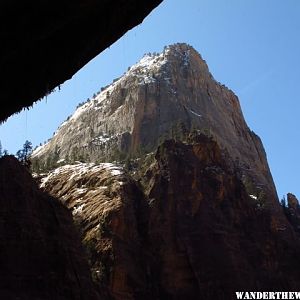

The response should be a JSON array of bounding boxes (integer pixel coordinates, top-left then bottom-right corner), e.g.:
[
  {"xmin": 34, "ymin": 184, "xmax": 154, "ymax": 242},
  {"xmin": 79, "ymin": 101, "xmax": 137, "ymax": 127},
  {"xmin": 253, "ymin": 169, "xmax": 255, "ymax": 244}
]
[{"xmin": 0, "ymin": 0, "xmax": 299, "ymax": 199}]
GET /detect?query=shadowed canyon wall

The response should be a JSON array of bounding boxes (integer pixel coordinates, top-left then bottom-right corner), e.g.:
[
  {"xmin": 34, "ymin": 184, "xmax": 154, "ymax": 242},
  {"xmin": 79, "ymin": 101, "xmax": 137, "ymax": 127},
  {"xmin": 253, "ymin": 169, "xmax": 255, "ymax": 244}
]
[
  {"xmin": 41, "ymin": 136, "xmax": 300, "ymax": 299},
  {"xmin": 0, "ymin": 156, "xmax": 100, "ymax": 299}
]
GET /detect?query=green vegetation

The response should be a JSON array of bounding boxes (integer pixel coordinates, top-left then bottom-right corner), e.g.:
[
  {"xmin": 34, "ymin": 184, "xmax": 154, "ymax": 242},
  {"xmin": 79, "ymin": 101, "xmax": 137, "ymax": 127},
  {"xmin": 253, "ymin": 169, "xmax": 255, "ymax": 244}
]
[
  {"xmin": 30, "ymin": 118, "xmax": 216, "ymax": 176},
  {"xmin": 0, "ymin": 139, "xmax": 33, "ymax": 168},
  {"xmin": 15, "ymin": 140, "xmax": 33, "ymax": 168},
  {"xmin": 0, "ymin": 140, "xmax": 10, "ymax": 158},
  {"xmin": 31, "ymin": 144, "xmax": 93, "ymax": 173}
]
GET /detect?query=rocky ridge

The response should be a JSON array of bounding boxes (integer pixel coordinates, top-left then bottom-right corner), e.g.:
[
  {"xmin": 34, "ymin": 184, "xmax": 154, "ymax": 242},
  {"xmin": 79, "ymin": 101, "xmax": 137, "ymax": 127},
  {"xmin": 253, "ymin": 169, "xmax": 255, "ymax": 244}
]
[
  {"xmin": 281, "ymin": 193, "xmax": 300, "ymax": 235},
  {"xmin": 41, "ymin": 161, "xmax": 148, "ymax": 299},
  {"xmin": 32, "ymin": 43, "xmax": 279, "ymax": 212},
  {"xmin": 31, "ymin": 43, "xmax": 300, "ymax": 298},
  {"xmin": 41, "ymin": 135, "xmax": 300, "ymax": 299}
]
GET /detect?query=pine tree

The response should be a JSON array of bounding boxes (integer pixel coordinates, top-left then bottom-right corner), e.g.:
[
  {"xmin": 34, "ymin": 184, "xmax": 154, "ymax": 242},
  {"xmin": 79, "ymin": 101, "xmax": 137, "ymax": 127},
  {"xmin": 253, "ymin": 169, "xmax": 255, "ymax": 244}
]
[
  {"xmin": 16, "ymin": 149, "xmax": 25, "ymax": 162},
  {"xmin": 23, "ymin": 140, "xmax": 33, "ymax": 159},
  {"xmin": 280, "ymin": 196, "xmax": 287, "ymax": 208},
  {"xmin": 16, "ymin": 140, "xmax": 33, "ymax": 168}
]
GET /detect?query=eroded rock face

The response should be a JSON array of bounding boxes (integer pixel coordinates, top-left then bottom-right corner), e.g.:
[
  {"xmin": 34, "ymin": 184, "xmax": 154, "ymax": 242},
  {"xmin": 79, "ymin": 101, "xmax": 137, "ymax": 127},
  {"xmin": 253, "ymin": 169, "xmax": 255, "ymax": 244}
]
[
  {"xmin": 32, "ymin": 43, "xmax": 280, "ymax": 216},
  {"xmin": 41, "ymin": 162, "xmax": 148, "ymax": 299},
  {"xmin": 145, "ymin": 136, "xmax": 300, "ymax": 298},
  {"xmin": 31, "ymin": 43, "xmax": 300, "ymax": 298},
  {"xmin": 0, "ymin": 156, "xmax": 99, "ymax": 299},
  {"xmin": 287, "ymin": 193, "xmax": 299, "ymax": 210},
  {"xmin": 41, "ymin": 136, "xmax": 300, "ymax": 299},
  {"xmin": 0, "ymin": 0, "xmax": 162, "ymax": 122},
  {"xmin": 282, "ymin": 193, "xmax": 300, "ymax": 234}
]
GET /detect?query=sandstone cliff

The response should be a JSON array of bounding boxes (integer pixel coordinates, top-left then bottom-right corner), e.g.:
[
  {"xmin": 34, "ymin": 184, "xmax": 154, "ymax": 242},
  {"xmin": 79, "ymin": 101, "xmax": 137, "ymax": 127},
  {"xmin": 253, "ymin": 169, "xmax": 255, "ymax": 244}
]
[
  {"xmin": 31, "ymin": 43, "xmax": 300, "ymax": 299},
  {"xmin": 41, "ymin": 136, "xmax": 300, "ymax": 299},
  {"xmin": 144, "ymin": 136, "xmax": 300, "ymax": 298},
  {"xmin": 0, "ymin": 156, "xmax": 99, "ymax": 299},
  {"xmin": 281, "ymin": 193, "xmax": 300, "ymax": 235},
  {"xmin": 40, "ymin": 162, "xmax": 148, "ymax": 299},
  {"xmin": 32, "ymin": 43, "xmax": 279, "ymax": 213}
]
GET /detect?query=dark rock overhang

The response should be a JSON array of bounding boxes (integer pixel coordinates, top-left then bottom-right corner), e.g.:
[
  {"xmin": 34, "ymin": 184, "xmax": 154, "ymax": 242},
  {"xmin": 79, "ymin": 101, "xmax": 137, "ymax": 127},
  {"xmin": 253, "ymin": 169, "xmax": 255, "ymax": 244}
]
[{"xmin": 0, "ymin": 0, "xmax": 163, "ymax": 122}]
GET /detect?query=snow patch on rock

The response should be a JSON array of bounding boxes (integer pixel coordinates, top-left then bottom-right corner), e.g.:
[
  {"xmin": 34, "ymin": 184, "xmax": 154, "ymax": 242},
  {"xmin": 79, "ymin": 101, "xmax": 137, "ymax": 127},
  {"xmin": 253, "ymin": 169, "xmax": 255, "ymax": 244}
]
[{"xmin": 41, "ymin": 162, "xmax": 124, "ymax": 188}]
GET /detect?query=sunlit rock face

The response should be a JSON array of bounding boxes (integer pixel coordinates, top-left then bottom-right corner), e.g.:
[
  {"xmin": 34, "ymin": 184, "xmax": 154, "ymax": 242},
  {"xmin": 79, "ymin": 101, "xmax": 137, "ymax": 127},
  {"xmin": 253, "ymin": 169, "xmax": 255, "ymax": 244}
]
[
  {"xmin": 0, "ymin": 156, "xmax": 99, "ymax": 299},
  {"xmin": 31, "ymin": 43, "xmax": 300, "ymax": 299},
  {"xmin": 40, "ymin": 162, "xmax": 148, "ymax": 299},
  {"xmin": 33, "ymin": 43, "xmax": 279, "ymax": 213},
  {"xmin": 0, "ymin": 0, "xmax": 163, "ymax": 122}
]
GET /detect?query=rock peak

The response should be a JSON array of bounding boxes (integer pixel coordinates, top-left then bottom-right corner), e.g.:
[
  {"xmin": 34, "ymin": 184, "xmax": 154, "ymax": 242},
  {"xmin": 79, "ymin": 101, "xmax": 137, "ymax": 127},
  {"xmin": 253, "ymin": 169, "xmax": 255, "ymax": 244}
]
[
  {"xmin": 165, "ymin": 42, "xmax": 197, "ymax": 55},
  {"xmin": 287, "ymin": 193, "xmax": 299, "ymax": 209},
  {"xmin": 128, "ymin": 43, "xmax": 205, "ymax": 77},
  {"xmin": 31, "ymin": 43, "xmax": 278, "ymax": 216}
]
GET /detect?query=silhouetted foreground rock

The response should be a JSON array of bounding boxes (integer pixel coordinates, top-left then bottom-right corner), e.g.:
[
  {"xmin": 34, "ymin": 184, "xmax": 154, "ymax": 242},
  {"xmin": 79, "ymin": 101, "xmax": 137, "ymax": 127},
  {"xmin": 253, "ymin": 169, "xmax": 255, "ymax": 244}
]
[
  {"xmin": 0, "ymin": 156, "xmax": 99, "ymax": 299},
  {"xmin": 282, "ymin": 193, "xmax": 300, "ymax": 235}
]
